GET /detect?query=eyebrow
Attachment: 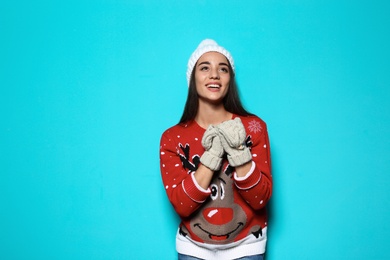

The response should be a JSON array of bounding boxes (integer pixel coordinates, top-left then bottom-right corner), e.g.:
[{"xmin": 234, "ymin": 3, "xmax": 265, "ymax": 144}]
[
  {"xmin": 218, "ymin": 177, "xmax": 226, "ymax": 184},
  {"xmin": 198, "ymin": 61, "xmax": 229, "ymax": 67}
]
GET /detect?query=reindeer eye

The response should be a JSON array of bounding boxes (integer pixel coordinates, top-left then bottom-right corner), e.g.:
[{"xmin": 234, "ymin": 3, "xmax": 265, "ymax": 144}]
[
  {"xmin": 210, "ymin": 183, "xmax": 225, "ymax": 201},
  {"xmin": 220, "ymin": 184, "xmax": 225, "ymax": 200},
  {"xmin": 210, "ymin": 184, "xmax": 218, "ymax": 200}
]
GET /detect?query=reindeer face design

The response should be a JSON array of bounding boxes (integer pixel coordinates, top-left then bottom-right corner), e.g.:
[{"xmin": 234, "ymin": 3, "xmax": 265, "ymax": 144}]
[
  {"xmin": 187, "ymin": 166, "xmax": 247, "ymax": 244},
  {"xmin": 177, "ymin": 135, "xmax": 260, "ymax": 244}
]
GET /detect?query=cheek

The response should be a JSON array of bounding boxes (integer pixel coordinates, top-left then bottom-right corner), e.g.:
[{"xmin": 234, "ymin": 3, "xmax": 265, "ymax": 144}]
[
  {"xmin": 223, "ymin": 75, "xmax": 230, "ymax": 86},
  {"xmin": 195, "ymin": 78, "xmax": 203, "ymax": 91},
  {"xmin": 195, "ymin": 73, "xmax": 206, "ymax": 86},
  {"xmin": 223, "ymin": 78, "xmax": 230, "ymax": 89}
]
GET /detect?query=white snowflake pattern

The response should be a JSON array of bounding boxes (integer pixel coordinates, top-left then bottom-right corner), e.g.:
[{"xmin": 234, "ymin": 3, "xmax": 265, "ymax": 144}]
[{"xmin": 248, "ymin": 120, "xmax": 262, "ymax": 133}]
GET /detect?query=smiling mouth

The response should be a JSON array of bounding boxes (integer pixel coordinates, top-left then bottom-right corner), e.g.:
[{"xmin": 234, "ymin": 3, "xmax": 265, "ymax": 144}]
[
  {"xmin": 206, "ymin": 84, "xmax": 221, "ymax": 89},
  {"xmin": 193, "ymin": 222, "xmax": 244, "ymax": 241}
]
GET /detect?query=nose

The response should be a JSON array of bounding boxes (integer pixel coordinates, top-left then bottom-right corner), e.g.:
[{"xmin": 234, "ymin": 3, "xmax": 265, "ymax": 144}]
[
  {"xmin": 203, "ymin": 207, "xmax": 233, "ymax": 225},
  {"xmin": 209, "ymin": 68, "xmax": 220, "ymax": 79}
]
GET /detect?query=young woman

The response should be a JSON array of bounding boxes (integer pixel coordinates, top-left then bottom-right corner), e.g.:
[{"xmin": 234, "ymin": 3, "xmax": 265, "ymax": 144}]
[{"xmin": 160, "ymin": 39, "xmax": 272, "ymax": 260}]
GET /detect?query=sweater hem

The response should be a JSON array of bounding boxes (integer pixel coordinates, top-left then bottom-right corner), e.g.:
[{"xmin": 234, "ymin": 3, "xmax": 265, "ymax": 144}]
[{"xmin": 176, "ymin": 227, "xmax": 267, "ymax": 259}]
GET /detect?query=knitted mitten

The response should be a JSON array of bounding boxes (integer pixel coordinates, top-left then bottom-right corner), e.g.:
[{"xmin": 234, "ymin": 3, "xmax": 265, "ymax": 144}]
[
  {"xmin": 216, "ymin": 118, "xmax": 252, "ymax": 167},
  {"xmin": 200, "ymin": 125, "xmax": 224, "ymax": 171}
]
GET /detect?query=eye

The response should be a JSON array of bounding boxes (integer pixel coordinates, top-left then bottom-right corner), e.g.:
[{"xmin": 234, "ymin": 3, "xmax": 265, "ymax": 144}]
[
  {"xmin": 220, "ymin": 183, "xmax": 225, "ymax": 200},
  {"xmin": 210, "ymin": 184, "xmax": 218, "ymax": 200},
  {"xmin": 220, "ymin": 67, "xmax": 229, "ymax": 73},
  {"xmin": 210, "ymin": 183, "xmax": 225, "ymax": 201},
  {"xmin": 200, "ymin": 66, "xmax": 209, "ymax": 71}
]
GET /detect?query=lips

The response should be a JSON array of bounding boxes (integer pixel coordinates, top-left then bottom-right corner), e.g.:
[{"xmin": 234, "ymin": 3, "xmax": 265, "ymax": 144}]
[{"xmin": 206, "ymin": 83, "xmax": 221, "ymax": 89}]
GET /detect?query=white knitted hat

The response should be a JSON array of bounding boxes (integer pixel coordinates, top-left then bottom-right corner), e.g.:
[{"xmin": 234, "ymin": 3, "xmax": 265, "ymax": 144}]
[{"xmin": 186, "ymin": 39, "xmax": 235, "ymax": 86}]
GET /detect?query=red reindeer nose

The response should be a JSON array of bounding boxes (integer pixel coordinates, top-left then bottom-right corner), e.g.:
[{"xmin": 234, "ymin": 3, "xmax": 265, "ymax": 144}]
[{"xmin": 203, "ymin": 207, "xmax": 234, "ymax": 225}]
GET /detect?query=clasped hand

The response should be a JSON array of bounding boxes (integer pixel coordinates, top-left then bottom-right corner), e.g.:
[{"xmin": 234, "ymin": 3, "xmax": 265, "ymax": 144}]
[{"xmin": 200, "ymin": 118, "xmax": 252, "ymax": 171}]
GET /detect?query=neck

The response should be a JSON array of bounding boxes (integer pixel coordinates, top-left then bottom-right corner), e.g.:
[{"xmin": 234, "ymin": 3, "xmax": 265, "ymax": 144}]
[{"xmin": 195, "ymin": 101, "xmax": 232, "ymax": 129}]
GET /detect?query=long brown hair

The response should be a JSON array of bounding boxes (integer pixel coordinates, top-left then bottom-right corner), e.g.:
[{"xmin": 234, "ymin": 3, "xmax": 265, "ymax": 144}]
[{"xmin": 179, "ymin": 63, "xmax": 253, "ymax": 124}]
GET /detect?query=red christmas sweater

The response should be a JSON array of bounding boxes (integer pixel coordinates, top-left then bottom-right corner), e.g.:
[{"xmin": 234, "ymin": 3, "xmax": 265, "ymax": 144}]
[{"xmin": 160, "ymin": 114, "xmax": 272, "ymax": 257}]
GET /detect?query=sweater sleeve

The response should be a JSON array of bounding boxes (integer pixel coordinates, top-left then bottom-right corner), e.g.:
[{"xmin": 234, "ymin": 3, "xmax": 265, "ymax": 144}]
[
  {"xmin": 160, "ymin": 129, "xmax": 211, "ymax": 218},
  {"xmin": 233, "ymin": 118, "xmax": 272, "ymax": 211}
]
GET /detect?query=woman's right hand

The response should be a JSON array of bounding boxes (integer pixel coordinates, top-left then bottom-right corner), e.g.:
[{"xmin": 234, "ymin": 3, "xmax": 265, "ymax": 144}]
[{"xmin": 200, "ymin": 125, "xmax": 224, "ymax": 171}]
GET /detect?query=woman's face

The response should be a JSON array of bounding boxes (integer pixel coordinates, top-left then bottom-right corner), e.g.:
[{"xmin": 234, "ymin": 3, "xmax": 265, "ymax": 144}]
[{"xmin": 194, "ymin": 52, "xmax": 231, "ymax": 105}]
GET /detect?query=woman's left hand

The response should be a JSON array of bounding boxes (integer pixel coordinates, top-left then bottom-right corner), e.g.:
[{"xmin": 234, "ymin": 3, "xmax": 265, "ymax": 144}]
[{"xmin": 216, "ymin": 118, "xmax": 252, "ymax": 167}]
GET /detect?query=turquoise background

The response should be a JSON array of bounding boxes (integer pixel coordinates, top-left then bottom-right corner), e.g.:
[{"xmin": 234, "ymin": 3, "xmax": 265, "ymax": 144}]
[{"xmin": 1, "ymin": 1, "xmax": 389, "ymax": 259}]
